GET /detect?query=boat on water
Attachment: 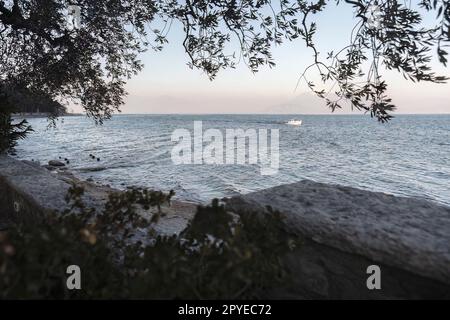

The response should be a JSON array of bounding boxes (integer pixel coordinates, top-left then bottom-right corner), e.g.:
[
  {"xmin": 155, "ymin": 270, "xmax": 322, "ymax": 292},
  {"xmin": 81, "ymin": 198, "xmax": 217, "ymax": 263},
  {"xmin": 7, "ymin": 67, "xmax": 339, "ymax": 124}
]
[{"xmin": 286, "ymin": 119, "xmax": 302, "ymax": 126}]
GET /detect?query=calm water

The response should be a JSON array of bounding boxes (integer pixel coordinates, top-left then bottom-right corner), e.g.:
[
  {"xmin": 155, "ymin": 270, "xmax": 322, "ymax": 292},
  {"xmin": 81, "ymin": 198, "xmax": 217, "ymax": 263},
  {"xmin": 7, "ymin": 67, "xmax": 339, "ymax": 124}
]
[{"xmin": 14, "ymin": 114, "xmax": 450, "ymax": 206}]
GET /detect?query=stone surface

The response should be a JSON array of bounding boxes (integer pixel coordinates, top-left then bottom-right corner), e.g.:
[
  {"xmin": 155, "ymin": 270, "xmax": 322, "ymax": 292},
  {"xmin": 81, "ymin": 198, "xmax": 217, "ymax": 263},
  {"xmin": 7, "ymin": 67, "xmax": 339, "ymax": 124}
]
[
  {"xmin": 0, "ymin": 156, "xmax": 196, "ymax": 237},
  {"xmin": 3, "ymin": 155, "xmax": 450, "ymax": 298},
  {"xmin": 225, "ymin": 180, "xmax": 450, "ymax": 288},
  {"xmin": 273, "ymin": 238, "xmax": 450, "ymax": 299},
  {"xmin": 48, "ymin": 160, "xmax": 66, "ymax": 167}
]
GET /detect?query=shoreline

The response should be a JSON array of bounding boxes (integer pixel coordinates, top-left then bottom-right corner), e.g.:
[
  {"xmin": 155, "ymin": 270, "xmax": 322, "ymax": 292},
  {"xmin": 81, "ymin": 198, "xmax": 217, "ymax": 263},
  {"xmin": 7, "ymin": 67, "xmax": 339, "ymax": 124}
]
[
  {"xmin": 14, "ymin": 152, "xmax": 449, "ymax": 207},
  {"xmin": 0, "ymin": 156, "xmax": 198, "ymax": 236},
  {"xmin": 12, "ymin": 113, "xmax": 84, "ymax": 119},
  {"xmin": 1, "ymin": 155, "xmax": 450, "ymax": 298}
]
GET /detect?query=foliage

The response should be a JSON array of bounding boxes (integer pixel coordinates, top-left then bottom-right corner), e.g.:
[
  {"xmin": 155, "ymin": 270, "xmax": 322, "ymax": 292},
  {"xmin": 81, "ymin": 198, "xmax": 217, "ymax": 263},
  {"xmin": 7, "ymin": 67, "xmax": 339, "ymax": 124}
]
[
  {"xmin": 0, "ymin": 213, "xmax": 124, "ymax": 299},
  {"xmin": 127, "ymin": 199, "xmax": 298, "ymax": 299},
  {"xmin": 0, "ymin": 82, "xmax": 67, "ymax": 115},
  {"xmin": 0, "ymin": 90, "xmax": 33, "ymax": 154},
  {"xmin": 1, "ymin": 1, "xmax": 448, "ymax": 123},
  {"xmin": 296, "ymin": 0, "xmax": 450, "ymax": 122},
  {"xmin": 0, "ymin": 185, "xmax": 298, "ymax": 299}
]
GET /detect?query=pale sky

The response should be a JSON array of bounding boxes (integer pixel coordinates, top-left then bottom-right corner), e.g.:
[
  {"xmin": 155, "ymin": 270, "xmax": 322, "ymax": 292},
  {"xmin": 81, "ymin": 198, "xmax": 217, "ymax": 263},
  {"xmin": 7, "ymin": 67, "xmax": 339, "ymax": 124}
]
[{"xmin": 72, "ymin": 3, "xmax": 450, "ymax": 115}]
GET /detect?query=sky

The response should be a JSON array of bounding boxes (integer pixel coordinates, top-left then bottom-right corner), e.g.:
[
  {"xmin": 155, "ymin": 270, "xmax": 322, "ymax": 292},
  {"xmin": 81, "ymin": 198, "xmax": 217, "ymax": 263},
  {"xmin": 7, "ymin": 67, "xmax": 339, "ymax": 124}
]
[{"xmin": 72, "ymin": 3, "xmax": 450, "ymax": 115}]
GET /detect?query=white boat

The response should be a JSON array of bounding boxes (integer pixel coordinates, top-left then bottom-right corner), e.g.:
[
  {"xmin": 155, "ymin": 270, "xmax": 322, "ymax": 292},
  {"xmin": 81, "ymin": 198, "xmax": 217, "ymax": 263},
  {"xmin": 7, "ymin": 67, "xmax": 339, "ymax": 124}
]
[{"xmin": 286, "ymin": 119, "xmax": 302, "ymax": 126}]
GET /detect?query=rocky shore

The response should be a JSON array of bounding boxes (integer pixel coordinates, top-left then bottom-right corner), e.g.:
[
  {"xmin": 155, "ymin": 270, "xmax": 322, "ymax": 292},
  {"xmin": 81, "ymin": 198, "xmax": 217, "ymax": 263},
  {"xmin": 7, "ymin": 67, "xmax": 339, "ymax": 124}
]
[
  {"xmin": 225, "ymin": 181, "xmax": 450, "ymax": 298},
  {"xmin": 1, "ymin": 155, "xmax": 450, "ymax": 299},
  {"xmin": 0, "ymin": 156, "xmax": 197, "ymax": 237}
]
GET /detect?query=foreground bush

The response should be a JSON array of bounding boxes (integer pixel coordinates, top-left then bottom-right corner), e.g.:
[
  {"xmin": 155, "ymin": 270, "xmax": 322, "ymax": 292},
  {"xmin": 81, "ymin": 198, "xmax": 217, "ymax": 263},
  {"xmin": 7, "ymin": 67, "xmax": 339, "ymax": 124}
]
[
  {"xmin": 0, "ymin": 102, "xmax": 33, "ymax": 155},
  {"xmin": 0, "ymin": 185, "xmax": 298, "ymax": 299}
]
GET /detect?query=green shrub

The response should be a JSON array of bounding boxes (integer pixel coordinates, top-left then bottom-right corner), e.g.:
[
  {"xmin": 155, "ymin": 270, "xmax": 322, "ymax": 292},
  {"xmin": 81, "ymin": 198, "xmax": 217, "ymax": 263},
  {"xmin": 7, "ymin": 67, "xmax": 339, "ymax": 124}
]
[
  {"xmin": 0, "ymin": 185, "xmax": 299, "ymax": 299},
  {"xmin": 0, "ymin": 102, "xmax": 33, "ymax": 155}
]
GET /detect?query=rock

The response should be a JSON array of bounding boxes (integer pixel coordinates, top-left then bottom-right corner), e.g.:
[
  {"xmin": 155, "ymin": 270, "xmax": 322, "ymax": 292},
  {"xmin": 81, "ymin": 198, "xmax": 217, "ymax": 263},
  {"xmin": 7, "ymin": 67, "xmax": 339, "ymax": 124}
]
[
  {"xmin": 48, "ymin": 160, "xmax": 65, "ymax": 167},
  {"xmin": 1, "ymin": 155, "xmax": 196, "ymax": 240},
  {"xmin": 226, "ymin": 179, "xmax": 450, "ymax": 299},
  {"xmin": 22, "ymin": 160, "xmax": 40, "ymax": 168},
  {"xmin": 4, "ymin": 154, "xmax": 449, "ymax": 299}
]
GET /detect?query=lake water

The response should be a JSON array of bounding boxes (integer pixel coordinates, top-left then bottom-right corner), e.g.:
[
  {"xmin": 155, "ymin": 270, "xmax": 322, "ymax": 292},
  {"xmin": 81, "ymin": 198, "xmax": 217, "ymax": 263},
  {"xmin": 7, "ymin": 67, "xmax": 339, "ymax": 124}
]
[{"xmin": 14, "ymin": 114, "xmax": 450, "ymax": 206}]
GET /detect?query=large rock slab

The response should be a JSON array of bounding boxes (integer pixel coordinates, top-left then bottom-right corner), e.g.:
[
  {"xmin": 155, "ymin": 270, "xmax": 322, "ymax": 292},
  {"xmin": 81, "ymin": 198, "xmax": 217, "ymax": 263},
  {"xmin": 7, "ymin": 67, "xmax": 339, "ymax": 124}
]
[{"xmin": 225, "ymin": 180, "xmax": 450, "ymax": 296}]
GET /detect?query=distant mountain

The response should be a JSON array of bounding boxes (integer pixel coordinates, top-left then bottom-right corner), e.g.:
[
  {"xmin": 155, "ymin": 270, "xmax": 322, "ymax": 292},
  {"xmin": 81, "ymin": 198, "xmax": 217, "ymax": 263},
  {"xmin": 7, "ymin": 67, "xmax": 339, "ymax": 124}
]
[{"xmin": 265, "ymin": 92, "xmax": 353, "ymax": 114}]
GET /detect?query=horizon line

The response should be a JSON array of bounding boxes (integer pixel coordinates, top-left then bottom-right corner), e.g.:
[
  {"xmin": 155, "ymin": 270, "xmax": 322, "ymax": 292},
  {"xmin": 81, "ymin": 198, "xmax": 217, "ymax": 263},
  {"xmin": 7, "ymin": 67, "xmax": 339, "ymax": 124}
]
[{"xmin": 87, "ymin": 112, "xmax": 450, "ymax": 116}]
